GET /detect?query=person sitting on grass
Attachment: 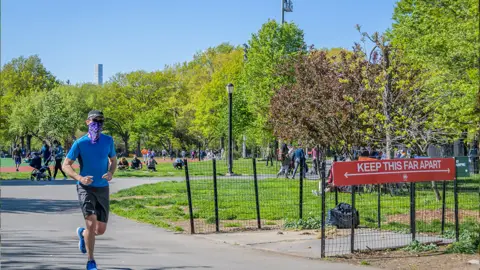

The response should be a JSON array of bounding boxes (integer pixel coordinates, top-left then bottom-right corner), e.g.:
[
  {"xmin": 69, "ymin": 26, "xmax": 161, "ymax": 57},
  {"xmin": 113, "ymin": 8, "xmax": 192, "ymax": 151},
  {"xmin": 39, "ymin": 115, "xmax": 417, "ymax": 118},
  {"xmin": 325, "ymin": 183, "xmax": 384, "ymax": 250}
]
[
  {"xmin": 173, "ymin": 158, "xmax": 183, "ymax": 170},
  {"xmin": 147, "ymin": 156, "xmax": 157, "ymax": 171},
  {"xmin": 130, "ymin": 155, "xmax": 142, "ymax": 170},
  {"xmin": 118, "ymin": 157, "xmax": 129, "ymax": 170}
]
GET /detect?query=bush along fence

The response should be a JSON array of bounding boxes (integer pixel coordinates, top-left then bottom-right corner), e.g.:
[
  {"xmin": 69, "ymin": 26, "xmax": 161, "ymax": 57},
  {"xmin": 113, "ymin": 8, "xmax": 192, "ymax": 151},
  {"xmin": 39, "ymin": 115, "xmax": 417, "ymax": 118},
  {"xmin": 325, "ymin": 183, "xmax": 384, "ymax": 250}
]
[{"xmin": 182, "ymin": 156, "xmax": 480, "ymax": 256}]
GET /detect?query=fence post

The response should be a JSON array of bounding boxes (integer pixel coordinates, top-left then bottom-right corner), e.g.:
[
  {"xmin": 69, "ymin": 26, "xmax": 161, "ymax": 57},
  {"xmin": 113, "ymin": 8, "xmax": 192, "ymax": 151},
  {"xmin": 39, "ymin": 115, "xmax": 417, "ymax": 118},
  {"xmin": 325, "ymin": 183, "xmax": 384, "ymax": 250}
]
[
  {"xmin": 454, "ymin": 176, "xmax": 459, "ymax": 242},
  {"xmin": 320, "ymin": 160, "xmax": 326, "ymax": 258},
  {"xmin": 441, "ymin": 181, "xmax": 446, "ymax": 235},
  {"xmin": 410, "ymin": 182, "xmax": 416, "ymax": 241},
  {"xmin": 299, "ymin": 157, "xmax": 304, "ymax": 220},
  {"xmin": 212, "ymin": 158, "xmax": 219, "ymax": 232},
  {"xmin": 351, "ymin": 185, "xmax": 356, "ymax": 253},
  {"xmin": 253, "ymin": 157, "xmax": 262, "ymax": 229},
  {"xmin": 184, "ymin": 159, "xmax": 195, "ymax": 234},
  {"xmin": 377, "ymin": 184, "xmax": 381, "ymax": 229}
]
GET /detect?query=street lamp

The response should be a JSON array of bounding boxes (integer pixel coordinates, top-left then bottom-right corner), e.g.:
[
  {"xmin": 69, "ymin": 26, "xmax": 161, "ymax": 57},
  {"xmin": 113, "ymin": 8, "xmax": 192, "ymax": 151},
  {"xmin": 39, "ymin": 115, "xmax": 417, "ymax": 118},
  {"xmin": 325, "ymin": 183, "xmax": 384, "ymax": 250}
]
[
  {"xmin": 226, "ymin": 83, "xmax": 234, "ymax": 176},
  {"xmin": 281, "ymin": 0, "xmax": 293, "ymax": 24}
]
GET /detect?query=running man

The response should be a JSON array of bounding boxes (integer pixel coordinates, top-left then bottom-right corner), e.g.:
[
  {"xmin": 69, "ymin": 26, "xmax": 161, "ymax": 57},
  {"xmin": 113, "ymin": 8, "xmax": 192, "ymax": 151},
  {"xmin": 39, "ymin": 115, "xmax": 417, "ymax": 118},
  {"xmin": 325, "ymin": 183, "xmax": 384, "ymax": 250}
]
[{"xmin": 62, "ymin": 110, "xmax": 117, "ymax": 270}]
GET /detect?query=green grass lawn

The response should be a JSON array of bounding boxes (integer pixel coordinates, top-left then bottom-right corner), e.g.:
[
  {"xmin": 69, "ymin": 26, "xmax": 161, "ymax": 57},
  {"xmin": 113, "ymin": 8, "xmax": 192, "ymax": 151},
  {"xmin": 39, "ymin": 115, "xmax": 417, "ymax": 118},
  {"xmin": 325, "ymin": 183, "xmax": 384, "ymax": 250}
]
[
  {"xmin": 0, "ymin": 158, "xmax": 29, "ymax": 167},
  {"xmin": 0, "ymin": 158, "xmax": 280, "ymax": 180},
  {"xmin": 111, "ymin": 173, "xmax": 479, "ymax": 233}
]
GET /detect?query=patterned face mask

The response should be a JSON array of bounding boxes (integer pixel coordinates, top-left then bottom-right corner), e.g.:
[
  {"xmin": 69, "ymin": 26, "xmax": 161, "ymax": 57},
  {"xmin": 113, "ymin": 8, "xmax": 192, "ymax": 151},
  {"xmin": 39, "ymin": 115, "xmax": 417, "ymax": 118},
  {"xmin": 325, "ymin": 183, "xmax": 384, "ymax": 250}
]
[{"xmin": 88, "ymin": 121, "xmax": 103, "ymax": 144}]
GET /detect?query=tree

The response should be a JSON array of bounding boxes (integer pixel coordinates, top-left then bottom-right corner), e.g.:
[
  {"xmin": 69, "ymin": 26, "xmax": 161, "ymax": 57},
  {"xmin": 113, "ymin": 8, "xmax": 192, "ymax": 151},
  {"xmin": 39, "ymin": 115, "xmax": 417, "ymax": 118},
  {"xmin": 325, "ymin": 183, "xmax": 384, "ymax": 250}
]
[
  {"xmin": 0, "ymin": 55, "xmax": 58, "ymax": 145},
  {"xmin": 241, "ymin": 20, "xmax": 306, "ymax": 145},
  {"xmin": 390, "ymin": 0, "xmax": 479, "ymax": 142},
  {"xmin": 270, "ymin": 49, "xmax": 377, "ymax": 157}
]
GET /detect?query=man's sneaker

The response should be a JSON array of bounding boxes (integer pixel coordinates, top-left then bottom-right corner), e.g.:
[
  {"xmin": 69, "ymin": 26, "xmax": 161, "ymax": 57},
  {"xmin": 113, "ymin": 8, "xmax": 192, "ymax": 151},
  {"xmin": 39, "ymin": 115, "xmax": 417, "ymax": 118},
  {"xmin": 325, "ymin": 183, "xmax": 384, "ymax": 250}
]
[
  {"xmin": 86, "ymin": 260, "xmax": 97, "ymax": 270},
  {"xmin": 77, "ymin": 227, "xmax": 86, "ymax": 254}
]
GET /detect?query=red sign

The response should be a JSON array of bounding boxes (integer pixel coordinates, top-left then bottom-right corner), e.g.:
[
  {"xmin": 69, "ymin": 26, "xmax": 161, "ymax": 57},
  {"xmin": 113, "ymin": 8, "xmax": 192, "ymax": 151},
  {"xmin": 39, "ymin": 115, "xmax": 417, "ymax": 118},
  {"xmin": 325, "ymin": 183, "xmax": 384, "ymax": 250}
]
[{"xmin": 332, "ymin": 158, "xmax": 456, "ymax": 186}]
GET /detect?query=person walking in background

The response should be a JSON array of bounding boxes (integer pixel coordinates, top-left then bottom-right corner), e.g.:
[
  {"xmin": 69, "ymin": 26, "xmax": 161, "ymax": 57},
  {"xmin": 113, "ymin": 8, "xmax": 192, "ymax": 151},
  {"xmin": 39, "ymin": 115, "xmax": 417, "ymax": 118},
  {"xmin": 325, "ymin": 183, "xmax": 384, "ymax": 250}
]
[
  {"xmin": 265, "ymin": 144, "xmax": 274, "ymax": 166},
  {"xmin": 53, "ymin": 140, "xmax": 67, "ymax": 180},
  {"xmin": 12, "ymin": 144, "xmax": 21, "ymax": 172},
  {"xmin": 181, "ymin": 149, "xmax": 186, "ymax": 159},
  {"xmin": 291, "ymin": 144, "xmax": 305, "ymax": 179},
  {"xmin": 162, "ymin": 149, "xmax": 167, "ymax": 160},
  {"xmin": 276, "ymin": 144, "xmax": 292, "ymax": 179},
  {"xmin": 311, "ymin": 146, "xmax": 319, "ymax": 175},
  {"xmin": 141, "ymin": 148, "xmax": 148, "ymax": 163},
  {"xmin": 62, "ymin": 110, "xmax": 117, "ymax": 270}
]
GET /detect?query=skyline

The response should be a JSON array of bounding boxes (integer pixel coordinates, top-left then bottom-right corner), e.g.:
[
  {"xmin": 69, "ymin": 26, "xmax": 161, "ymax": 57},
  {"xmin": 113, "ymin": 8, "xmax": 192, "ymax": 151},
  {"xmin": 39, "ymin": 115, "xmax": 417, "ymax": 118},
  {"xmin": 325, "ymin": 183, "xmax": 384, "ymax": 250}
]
[{"xmin": 1, "ymin": 0, "xmax": 398, "ymax": 84}]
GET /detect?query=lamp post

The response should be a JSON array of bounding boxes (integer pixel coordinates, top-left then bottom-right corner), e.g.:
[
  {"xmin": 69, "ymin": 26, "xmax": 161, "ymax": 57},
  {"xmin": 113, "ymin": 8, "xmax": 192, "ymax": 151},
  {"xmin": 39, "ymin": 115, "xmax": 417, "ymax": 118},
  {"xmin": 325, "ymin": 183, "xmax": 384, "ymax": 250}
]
[
  {"xmin": 281, "ymin": 0, "xmax": 293, "ymax": 24},
  {"xmin": 226, "ymin": 83, "xmax": 234, "ymax": 176}
]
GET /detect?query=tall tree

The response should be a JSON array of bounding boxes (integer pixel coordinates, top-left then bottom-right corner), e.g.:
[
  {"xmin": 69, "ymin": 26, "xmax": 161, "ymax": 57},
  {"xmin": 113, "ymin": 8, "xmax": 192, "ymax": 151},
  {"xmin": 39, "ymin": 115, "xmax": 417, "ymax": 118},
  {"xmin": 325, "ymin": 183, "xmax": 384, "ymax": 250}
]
[
  {"xmin": 390, "ymin": 0, "xmax": 479, "ymax": 142},
  {"xmin": 241, "ymin": 20, "xmax": 306, "ymax": 145},
  {"xmin": 0, "ymin": 55, "xmax": 58, "ymax": 144},
  {"xmin": 270, "ymin": 49, "xmax": 377, "ymax": 156}
]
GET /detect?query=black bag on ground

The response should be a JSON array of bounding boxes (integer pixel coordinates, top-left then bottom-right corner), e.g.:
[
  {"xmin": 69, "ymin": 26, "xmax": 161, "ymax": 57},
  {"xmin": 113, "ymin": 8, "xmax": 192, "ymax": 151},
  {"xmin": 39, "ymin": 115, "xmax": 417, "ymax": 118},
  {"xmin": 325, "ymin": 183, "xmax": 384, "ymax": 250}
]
[{"xmin": 327, "ymin": 203, "xmax": 359, "ymax": 229}]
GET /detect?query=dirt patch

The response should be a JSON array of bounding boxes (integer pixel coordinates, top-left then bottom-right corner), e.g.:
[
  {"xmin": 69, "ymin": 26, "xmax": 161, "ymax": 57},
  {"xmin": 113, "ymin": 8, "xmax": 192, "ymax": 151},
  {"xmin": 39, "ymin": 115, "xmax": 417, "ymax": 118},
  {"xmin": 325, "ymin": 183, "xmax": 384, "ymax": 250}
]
[
  {"xmin": 387, "ymin": 209, "xmax": 479, "ymax": 224},
  {"xmin": 331, "ymin": 247, "xmax": 479, "ymax": 270},
  {"xmin": 171, "ymin": 219, "xmax": 282, "ymax": 234},
  {"xmin": 111, "ymin": 195, "xmax": 173, "ymax": 201}
]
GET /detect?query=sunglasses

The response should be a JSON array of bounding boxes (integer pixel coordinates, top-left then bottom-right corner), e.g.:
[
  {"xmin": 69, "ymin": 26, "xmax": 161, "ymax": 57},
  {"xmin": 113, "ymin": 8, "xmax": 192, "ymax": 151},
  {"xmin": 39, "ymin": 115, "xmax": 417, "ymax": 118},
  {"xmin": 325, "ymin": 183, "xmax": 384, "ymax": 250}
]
[{"xmin": 91, "ymin": 118, "xmax": 105, "ymax": 123}]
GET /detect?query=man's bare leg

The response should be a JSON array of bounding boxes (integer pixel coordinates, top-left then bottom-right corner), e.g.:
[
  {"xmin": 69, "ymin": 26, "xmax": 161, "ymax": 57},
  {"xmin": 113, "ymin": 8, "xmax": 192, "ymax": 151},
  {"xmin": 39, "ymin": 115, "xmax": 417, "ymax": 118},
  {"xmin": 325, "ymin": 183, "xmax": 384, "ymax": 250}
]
[
  {"xmin": 82, "ymin": 216, "xmax": 107, "ymax": 260},
  {"xmin": 83, "ymin": 215, "xmax": 97, "ymax": 261}
]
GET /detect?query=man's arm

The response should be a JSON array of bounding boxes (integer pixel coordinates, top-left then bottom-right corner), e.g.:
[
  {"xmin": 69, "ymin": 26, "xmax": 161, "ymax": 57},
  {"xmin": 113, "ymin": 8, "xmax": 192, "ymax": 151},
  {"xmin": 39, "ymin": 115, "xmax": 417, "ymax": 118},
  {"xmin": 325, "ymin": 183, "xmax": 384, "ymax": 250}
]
[
  {"xmin": 63, "ymin": 158, "xmax": 93, "ymax": 185},
  {"xmin": 103, "ymin": 156, "xmax": 117, "ymax": 181}
]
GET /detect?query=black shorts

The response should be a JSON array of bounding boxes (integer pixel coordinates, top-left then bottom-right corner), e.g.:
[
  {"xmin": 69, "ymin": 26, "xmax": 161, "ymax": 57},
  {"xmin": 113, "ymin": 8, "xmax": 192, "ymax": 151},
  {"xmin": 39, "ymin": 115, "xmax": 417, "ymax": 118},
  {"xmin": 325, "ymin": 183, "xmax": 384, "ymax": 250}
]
[{"xmin": 77, "ymin": 184, "xmax": 110, "ymax": 223}]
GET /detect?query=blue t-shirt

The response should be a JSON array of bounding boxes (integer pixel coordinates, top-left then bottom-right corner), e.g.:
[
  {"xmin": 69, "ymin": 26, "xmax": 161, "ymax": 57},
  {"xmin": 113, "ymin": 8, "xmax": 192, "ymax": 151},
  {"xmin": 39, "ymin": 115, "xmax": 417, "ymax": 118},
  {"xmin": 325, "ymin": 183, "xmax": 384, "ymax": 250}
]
[{"xmin": 66, "ymin": 134, "xmax": 116, "ymax": 187}]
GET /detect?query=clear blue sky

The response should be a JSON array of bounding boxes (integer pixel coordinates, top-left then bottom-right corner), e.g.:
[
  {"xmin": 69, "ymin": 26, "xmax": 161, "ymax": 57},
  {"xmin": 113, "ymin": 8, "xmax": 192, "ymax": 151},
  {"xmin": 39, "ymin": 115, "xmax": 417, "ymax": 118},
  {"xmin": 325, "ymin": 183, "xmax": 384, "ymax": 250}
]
[{"xmin": 1, "ymin": 0, "xmax": 398, "ymax": 84}]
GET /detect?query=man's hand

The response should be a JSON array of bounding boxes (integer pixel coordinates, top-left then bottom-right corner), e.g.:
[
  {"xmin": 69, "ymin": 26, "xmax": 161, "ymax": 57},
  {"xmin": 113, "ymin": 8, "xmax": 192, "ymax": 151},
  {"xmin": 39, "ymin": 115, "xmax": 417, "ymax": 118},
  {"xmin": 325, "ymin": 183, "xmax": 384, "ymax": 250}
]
[
  {"xmin": 102, "ymin": 171, "xmax": 113, "ymax": 181},
  {"xmin": 79, "ymin": 176, "xmax": 93, "ymax": 185}
]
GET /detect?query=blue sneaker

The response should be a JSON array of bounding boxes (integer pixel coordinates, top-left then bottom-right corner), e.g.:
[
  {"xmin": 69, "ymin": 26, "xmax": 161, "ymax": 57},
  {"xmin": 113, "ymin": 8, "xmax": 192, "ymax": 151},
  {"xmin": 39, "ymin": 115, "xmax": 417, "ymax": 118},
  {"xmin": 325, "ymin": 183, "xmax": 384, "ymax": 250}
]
[
  {"xmin": 77, "ymin": 227, "xmax": 86, "ymax": 254},
  {"xmin": 86, "ymin": 260, "xmax": 97, "ymax": 270}
]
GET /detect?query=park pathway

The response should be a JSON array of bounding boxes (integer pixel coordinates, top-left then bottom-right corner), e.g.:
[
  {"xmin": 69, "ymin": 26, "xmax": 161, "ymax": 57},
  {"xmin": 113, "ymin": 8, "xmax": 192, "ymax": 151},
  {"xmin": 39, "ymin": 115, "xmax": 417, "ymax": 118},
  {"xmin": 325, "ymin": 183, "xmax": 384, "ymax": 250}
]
[{"xmin": 1, "ymin": 178, "xmax": 371, "ymax": 270}]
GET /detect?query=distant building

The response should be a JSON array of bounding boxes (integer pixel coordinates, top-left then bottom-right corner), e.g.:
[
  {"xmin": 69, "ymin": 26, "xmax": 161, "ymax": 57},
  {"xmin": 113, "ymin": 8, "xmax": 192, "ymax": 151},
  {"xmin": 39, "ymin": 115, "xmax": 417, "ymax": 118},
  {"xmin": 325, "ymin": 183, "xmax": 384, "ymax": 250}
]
[{"xmin": 94, "ymin": 64, "xmax": 103, "ymax": 85}]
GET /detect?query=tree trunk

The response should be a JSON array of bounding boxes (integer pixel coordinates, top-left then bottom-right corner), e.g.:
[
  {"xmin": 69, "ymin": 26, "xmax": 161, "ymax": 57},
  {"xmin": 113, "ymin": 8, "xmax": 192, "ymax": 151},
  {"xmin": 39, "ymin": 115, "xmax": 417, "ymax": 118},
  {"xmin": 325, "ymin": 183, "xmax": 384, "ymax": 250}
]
[
  {"xmin": 432, "ymin": 181, "xmax": 441, "ymax": 201},
  {"xmin": 242, "ymin": 135, "xmax": 247, "ymax": 158},
  {"xmin": 383, "ymin": 49, "xmax": 393, "ymax": 159},
  {"xmin": 26, "ymin": 135, "xmax": 32, "ymax": 152},
  {"xmin": 136, "ymin": 140, "xmax": 141, "ymax": 156},
  {"xmin": 122, "ymin": 132, "xmax": 130, "ymax": 156},
  {"xmin": 20, "ymin": 136, "xmax": 25, "ymax": 150}
]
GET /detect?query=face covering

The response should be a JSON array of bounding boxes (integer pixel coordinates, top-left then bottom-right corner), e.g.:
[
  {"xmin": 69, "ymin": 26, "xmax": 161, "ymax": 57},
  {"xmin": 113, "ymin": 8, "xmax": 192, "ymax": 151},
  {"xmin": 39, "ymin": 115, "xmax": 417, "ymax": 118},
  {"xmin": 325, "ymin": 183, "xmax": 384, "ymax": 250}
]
[{"xmin": 88, "ymin": 121, "xmax": 103, "ymax": 144}]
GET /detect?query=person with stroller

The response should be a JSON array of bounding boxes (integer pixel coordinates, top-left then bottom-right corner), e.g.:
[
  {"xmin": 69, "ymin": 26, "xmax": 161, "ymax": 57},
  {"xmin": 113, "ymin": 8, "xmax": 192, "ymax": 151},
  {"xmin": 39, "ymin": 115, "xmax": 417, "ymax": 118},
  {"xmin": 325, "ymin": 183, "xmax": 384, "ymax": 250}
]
[
  {"xmin": 40, "ymin": 141, "xmax": 53, "ymax": 180},
  {"xmin": 53, "ymin": 140, "xmax": 67, "ymax": 180},
  {"xmin": 118, "ymin": 157, "xmax": 129, "ymax": 170},
  {"xmin": 28, "ymin": 152, "xmax": 50, "ymax": 181},
  {"xmin": 12, "ymin": 144, "xmax": 22, "ymax": 172},
  {"xmin": 130, "ymin": 155, "xmax": 142, "ymax": 170}
]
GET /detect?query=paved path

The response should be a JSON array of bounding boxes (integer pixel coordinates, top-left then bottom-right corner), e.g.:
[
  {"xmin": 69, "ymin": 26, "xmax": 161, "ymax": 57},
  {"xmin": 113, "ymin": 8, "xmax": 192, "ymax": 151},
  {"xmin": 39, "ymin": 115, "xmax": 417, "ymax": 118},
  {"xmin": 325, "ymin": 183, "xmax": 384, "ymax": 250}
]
[{"xmin": 1, "ymin": 178, "xmax": 372, "ymax": 270}]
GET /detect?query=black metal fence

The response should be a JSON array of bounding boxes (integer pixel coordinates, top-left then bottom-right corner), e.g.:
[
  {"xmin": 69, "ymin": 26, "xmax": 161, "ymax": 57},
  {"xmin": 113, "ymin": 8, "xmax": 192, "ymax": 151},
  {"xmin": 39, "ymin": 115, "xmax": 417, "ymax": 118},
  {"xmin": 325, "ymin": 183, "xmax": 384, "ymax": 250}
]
[{"xmin": 183, "ymin": 157, "xmax": 479, "ymax": 257}]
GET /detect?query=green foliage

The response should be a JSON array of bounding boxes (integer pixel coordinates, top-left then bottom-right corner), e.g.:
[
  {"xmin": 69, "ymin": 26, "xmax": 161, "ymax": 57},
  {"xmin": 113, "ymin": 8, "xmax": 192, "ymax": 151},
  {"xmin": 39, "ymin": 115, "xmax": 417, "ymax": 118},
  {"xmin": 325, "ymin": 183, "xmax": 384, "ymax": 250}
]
[
  {"xmin": 1, "ymin": 55, "xmax": 59, "ymax": 144},
  {"xmin": 446, "ymin": 224, "xmax": 480, "ymax": 254},
  {"xmin": 283, "ymin": 217, "xmax": 321, "ymax": 230},
  {"xmin": 401, "ymin": 240, "xmax": 439, "ymax": 252},
  {"xmin": 390, "ymin": 0, "xmax": 479, "ymax": 140},
  {"xmin": 241, "ymin": 20, "xmax": 306, "ymax": 144}
]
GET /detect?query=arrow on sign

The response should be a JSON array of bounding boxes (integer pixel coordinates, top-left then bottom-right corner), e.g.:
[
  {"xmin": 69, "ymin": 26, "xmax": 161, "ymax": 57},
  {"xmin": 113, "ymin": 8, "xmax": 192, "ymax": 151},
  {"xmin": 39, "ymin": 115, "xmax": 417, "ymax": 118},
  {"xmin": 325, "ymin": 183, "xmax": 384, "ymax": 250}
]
[{"xmin": 344, "ymin": 169, "xmax": 450, "ymax": 178}]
